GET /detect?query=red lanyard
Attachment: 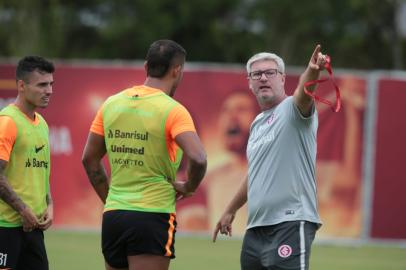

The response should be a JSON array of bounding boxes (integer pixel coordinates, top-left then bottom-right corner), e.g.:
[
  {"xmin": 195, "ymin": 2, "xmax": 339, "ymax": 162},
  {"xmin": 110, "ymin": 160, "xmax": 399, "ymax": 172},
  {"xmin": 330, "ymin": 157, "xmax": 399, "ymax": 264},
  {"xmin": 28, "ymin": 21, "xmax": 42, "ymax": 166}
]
[{"xmin": 304, "ymin": 55, "xmax": 341, "ymax": 112}]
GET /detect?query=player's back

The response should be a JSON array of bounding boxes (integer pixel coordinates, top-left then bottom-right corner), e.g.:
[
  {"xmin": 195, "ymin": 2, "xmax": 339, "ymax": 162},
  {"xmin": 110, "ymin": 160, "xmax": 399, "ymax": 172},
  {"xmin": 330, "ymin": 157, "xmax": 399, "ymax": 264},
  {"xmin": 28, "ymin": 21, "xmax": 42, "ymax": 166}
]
[{"xmin": 102, "ymin": 87, "xmax": 183, "ymax": 214}]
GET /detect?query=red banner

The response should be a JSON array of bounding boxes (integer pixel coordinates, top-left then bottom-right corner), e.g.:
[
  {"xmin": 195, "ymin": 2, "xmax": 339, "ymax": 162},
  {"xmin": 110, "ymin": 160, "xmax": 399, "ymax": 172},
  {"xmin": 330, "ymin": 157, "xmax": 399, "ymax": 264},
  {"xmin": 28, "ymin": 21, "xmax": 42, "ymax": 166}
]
[
  {"xmin": 0, "ymin": 63, "xmax": 364, "ymax": 238},
  {"xmin": 371, "ymin": 78, "xmax": 406, "ymax": 239}
]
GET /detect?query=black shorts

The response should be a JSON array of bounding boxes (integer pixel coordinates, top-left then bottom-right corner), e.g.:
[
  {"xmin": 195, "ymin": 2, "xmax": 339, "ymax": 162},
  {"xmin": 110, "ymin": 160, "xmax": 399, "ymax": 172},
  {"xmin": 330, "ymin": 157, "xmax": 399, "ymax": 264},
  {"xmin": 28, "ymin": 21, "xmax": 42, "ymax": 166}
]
[
  {"xmin": 241, "ymin": 221, "xmax": 318, "ymax": 270},
  {"xmin": 102, "ymin": 210, "xmax": 177, "ymax": 268},
  {"xmin": 0, "ymin": 227, "xmax": 48, "ymax": 270}
]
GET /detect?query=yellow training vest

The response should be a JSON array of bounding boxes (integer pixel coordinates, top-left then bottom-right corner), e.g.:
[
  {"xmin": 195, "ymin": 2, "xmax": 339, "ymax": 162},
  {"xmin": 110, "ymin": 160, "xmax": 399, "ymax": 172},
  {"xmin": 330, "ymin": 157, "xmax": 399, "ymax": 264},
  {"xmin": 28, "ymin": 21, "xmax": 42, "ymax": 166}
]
[
  {"xmin": 0, "ymin": 105, "xmax": 50, "ymax": 227},
  {"xmin": 103, "ymin": 89, "xmax": 183, "ymax": 213}
]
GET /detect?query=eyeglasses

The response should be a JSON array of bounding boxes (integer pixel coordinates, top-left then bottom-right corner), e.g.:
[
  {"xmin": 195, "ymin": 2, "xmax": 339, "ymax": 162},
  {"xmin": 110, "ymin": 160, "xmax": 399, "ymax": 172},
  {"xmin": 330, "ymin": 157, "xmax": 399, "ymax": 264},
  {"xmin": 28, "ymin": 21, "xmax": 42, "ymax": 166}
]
[{"xmin": 249, "ymin": 68, "xmax": 281, "ymax": 80}]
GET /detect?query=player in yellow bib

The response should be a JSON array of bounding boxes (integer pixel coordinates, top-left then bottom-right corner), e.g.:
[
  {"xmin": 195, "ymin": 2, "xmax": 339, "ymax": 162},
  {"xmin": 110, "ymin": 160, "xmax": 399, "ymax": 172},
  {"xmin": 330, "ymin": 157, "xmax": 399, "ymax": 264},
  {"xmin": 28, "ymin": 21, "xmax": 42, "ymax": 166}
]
[
  {"xmin": 0, "ymin": 56, "xmax": 54, "ymax": 270},
  {"xmin": 82, "ymin": 40, "xmax": 207, "ymax": 270}
]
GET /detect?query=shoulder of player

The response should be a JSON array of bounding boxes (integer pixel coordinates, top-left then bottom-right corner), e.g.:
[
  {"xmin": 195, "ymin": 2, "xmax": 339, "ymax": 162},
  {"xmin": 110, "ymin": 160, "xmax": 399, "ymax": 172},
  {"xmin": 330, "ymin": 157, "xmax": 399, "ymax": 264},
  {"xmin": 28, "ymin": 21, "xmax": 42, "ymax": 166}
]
[
  {"xmin": 168, "ymin": 101, "xmax": 190, "ymax": 115},
  {"xmin": 0, "ymin": 115, "xmax": 17, "ymax": 129}
]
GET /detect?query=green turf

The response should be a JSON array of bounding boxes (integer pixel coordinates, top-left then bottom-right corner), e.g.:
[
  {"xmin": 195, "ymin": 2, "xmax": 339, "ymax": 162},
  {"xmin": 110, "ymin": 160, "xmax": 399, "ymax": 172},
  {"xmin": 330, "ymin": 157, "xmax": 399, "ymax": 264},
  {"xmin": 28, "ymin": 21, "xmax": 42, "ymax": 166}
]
[{"xmin": 45, "ymin": 230, "xmax": 406, "ymax": 270}]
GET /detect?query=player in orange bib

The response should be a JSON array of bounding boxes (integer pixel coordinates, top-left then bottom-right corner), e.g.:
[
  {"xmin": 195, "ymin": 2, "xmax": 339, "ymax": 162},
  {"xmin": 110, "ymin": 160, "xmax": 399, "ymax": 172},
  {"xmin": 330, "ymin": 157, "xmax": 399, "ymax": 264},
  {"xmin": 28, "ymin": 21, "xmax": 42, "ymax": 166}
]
[
  {"xmin": 82, "ymin": 40, "xmax": 207, "ymax": 270},
  {"xmin": 0, "ymin": 56, "xmax": 54, "ymax": 270}
]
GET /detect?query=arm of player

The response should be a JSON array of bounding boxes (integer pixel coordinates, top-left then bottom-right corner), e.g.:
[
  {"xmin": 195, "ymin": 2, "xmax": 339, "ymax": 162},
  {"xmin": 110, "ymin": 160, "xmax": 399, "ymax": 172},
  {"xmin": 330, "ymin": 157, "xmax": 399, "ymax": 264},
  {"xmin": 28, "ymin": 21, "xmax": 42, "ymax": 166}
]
[
  {"xmin": 212, "ymin": 175, "xmax": 248, "ymax": 242},
  {"xmin": 172, "ymin": 131, "xmax": 207, "ymax": 197},
  {"xmin": 293, "ymin": 44, "xmax": 328, "ymax": 117},
  {"xmin": 0, "ymin": 159, "xmax": 39, "ymax": 232},
  {"xmin": 38, "ymin": 192, "xmax": 53, "ymax": 230},
  {"xmin": 82, "ymin": 132, "xmax": 109, "ymax": 204}
]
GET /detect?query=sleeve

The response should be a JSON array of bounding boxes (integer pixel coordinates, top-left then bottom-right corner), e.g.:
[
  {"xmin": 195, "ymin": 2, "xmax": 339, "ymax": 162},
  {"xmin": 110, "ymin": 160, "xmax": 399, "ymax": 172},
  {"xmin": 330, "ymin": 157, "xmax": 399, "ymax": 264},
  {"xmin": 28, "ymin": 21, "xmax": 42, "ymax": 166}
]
[
  {"xmin": 165, "ymin": 104, "xmax": 196, "ymax": 139},
  {"xmin": 288, "ymin": 96, "xmax": 316, "ymax": 122},
  {"xmin": 0, "ymin": 116, "xmax": 17, "ymax": 161},
  {"xmin": 89, "ymin": 106, "xmax": 104, "ymax": 136}
]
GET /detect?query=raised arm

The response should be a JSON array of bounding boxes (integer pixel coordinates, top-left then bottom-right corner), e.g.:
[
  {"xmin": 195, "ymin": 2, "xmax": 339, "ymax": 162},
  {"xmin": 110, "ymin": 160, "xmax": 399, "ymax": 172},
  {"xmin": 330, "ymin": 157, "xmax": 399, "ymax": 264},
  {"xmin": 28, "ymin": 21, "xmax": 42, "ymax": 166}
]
[
  {"xmin": 82, "ymin": 132, "xmax": 109, "ymax": 204},
  {"xmin": 293, "ymin": 44, "xmax": 328, "ymax": 116},
  {"xmin": 0, "ymin": 159, "xmax": 39, "ymax": 231},
  {"xmin": 172, "ymin": 131, "xmax": 207, "ymax": 197}
]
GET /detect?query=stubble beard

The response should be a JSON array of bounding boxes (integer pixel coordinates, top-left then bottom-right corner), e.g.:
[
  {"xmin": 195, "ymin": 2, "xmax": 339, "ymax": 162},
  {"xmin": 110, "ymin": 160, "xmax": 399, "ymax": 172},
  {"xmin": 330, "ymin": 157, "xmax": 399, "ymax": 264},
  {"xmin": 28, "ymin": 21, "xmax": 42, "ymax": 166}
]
[{"xmin": 258, "ymin": 93, "xmax": 275, "ymax": 106}]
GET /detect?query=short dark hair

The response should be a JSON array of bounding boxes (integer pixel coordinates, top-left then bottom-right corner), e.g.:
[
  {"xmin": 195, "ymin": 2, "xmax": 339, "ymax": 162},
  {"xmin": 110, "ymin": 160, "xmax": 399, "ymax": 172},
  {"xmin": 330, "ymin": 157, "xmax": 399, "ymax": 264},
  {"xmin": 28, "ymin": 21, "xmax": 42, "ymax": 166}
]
[
  {"xmin": 16, "ymin": 56, "xmax": 55, "ymax": 82},
  {"xmin": 145, "ymin": 40, "xmax": 186, "ymax": 78}
]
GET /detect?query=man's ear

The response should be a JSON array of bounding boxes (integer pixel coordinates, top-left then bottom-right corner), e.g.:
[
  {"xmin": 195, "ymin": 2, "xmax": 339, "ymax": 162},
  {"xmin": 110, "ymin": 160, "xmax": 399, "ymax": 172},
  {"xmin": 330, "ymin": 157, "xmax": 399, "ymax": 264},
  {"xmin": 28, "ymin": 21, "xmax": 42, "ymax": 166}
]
[
  {"xmin": 16, "ymin": 79, "xmax": 25, "ymax": 92},
  {"xmin": 172, "ymin": 65, "xmax": 182, "ymax": 78},
  {"xmin": 144, "ymin": 61, "xmax": 148, "ymax": 72}
]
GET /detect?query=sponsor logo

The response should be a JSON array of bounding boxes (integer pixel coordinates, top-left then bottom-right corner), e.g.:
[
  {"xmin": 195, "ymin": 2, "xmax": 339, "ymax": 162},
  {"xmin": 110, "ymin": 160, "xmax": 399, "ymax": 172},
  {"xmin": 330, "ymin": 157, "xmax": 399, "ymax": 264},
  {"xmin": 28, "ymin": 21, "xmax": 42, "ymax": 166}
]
[
  {"xmin": 285, "ymin": 210, "xmax": 295, "ymax": 215},
  {"xmin": 108, "ymin": 129, "xmax": 149, "ymax": 141},
  {"xmin": 35, "ymin": 144, "xmax": 45, "ymax": 153},
  {"xmin": 25, "ymin": 158, "xmax": 49, "ymax": 169},
  {"xmin": 247, "ymin": 130, "xmax": 275, "ymax": 152},
  {"xmin": 112, "ymin": 158, "xmax": 144, "ymax": 167},
  {"xmin": 267, "ymin": 113, "xmax": 277, "ymax": 125},
  {"xmin": 278, "ymin": 244, "xmax": 292, "ymax": 258},
  {"xmin": 25, "ymin": 159, "xmax": 31, "ymax": 167},
  {"xmin": 110, "ymin": 145, "xmax": 144, "ymax": 155}
]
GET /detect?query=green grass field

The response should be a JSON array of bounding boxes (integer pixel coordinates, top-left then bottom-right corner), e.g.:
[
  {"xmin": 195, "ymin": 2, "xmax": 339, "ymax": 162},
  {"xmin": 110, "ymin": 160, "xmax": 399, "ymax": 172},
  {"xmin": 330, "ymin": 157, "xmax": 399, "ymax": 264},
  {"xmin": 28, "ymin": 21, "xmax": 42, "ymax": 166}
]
[{"xmin": 45, "ymin": 230, "xmax": 406, "ymax": 270}]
